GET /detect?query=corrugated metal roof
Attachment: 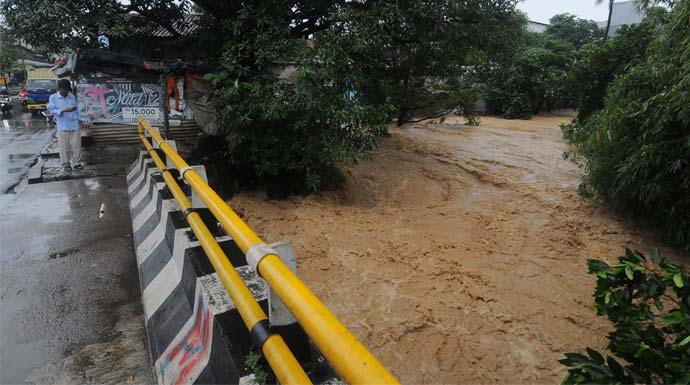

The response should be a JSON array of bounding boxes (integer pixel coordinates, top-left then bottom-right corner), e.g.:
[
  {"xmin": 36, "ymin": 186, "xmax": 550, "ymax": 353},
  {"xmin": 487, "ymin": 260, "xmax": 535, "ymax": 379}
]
[{"xmin": 102, "ymin": 14, "xmax": 200, "ymax": 38}]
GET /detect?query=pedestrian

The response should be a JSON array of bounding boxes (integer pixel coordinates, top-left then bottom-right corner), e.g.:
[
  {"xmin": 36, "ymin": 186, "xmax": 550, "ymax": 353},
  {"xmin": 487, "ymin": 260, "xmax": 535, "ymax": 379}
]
[{"xmin": 47, "ymin": 79, "xmax": 83, "ymax": 171}]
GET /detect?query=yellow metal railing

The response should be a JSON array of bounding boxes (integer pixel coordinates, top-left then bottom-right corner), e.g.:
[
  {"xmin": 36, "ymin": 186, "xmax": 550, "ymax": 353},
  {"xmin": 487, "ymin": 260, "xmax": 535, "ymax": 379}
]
[
  {"xmin": 137, "ymin": 119, "xmax": 399, "ymax": 385},
  {"xmin": 138, "ymin": 127, "xmax": 311, "ymax": 385}
]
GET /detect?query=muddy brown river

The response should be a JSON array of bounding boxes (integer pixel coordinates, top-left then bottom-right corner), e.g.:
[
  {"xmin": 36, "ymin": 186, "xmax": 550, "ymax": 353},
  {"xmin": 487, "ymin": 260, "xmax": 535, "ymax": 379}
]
[{"xmin": 227, "ymin": 115, "xmax": 683, "ymax": 384}]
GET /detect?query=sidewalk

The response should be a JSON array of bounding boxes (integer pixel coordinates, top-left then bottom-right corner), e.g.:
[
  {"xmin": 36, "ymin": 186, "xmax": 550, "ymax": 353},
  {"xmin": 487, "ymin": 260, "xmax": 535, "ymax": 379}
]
[
  {"xmin": 29, "ymin": 136, "xmax": 141, "ymax": 184},
  {"xmin": 0, "ymin": 143, "xmax": 153, "ymax": 384}
]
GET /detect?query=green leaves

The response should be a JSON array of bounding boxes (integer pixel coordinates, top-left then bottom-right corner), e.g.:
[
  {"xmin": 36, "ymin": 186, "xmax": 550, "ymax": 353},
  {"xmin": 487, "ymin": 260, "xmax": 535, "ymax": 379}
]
[
  {"xmin": 678, "ymin": 335, "xmax": 690, "ymax": 347},
  {"xmin": 658, "ymin": 311, "xmax": 684, "ymax": 325},
  {"xmin": 1, "ymin": 0, "xmax": 192, "ymax": 54},
  {"xmin": 563, "ymin": 3, "xmax": 690, "ymax": 250},
  {"xmin": 478, "ymin": 25, "xmax": 579, "ymax": 119},
  {"xmin": 562, "ymin": 247, "xmax": 690, "ymax": 384},
  {"xmin": 545, "ymin": 13, "xmax": 603, "ymax": 48},
  {"xmin": 207, "ymin": 1, "xmax": 397, "ymax": 193},
  {"xmin": 673, "ymin": 273, "xmax": 684, "ymax": 288},
  {"xmin": 625, "ymin": 265, "xmax": 635, "ymax": 280}
]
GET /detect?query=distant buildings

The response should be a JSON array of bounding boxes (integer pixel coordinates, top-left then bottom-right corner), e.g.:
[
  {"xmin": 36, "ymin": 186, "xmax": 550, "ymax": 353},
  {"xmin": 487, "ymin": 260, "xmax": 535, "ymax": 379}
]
[
  {"xmin": 598, "ymin": 1, "xmax": 646, "ymax": 37},
  {"xmin": 527, "ymin": 20, "xmax": 549, "ymax": 33},
  {"xmin": 100, "ymin": 14, "xmax": 201, "ymax": 60},
  {"xmin": 14, "ymin": 44, "xmax": 53, "ymax": 69}
]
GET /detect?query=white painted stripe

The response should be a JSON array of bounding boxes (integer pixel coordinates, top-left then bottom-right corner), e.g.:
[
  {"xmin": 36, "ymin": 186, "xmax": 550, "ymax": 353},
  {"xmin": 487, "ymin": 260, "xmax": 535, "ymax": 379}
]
[
  {"xmin": 127, "ymin": 159, "xmax": 153, "ymax": 194},
  {"xmin": 135, "ymin": 199, "xmax": 180, "ymax": 265},
  {"xmin": 128, "ymin": 159, "xmax": 154, "ymax": 194},
  {"xmin": 131, "ymin": 197, "xmax": 157, "ymax": 233},
  {"xmin": 126, "ymin": 153, "xmax": 143, "ymax": 182},
  {"xmin": 130, "ymin": 167, "xmax": 159, "ymax": 209},
  {"xmin": 128, "ymin": 160, "xmax": 150, "ymax": 193},
  {"xmin": 131, "ymin": 181, "xmax": 166, "ymax": 232},
  {"xmin": 142, "ymin": 230, "xmax": 198, "ymax": 319},
  {"xmin": 127, "ymin": 151, "xmax": 147, "ymax": 181},
  {"xmin": 142, "ymin": 234, "xmax": 238, "ymax": 319}
]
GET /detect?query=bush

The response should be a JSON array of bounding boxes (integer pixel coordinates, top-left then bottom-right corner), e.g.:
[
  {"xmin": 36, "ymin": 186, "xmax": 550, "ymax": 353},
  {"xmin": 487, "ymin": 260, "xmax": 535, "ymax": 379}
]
[
  {"xmin": 503, "ymin": 95, "xmax": 533, "ymax": 120},
  {"xmin": 206, "ymin": 4, "xmax": 392, "ymax": 193},
  {"xmin": 569, "ymin": 13, "xmax": 662, "ymax": 121},
  {"xmin": 561, "ymin": 248, "xmax": 690, "ymax": 384},
  {"xmin": 564, "ymin": 1, "xmax": 690, "ymax": 249},
  {"xmin": 481, "ymin": 40, "xmax": 575, "ymax": 119}
]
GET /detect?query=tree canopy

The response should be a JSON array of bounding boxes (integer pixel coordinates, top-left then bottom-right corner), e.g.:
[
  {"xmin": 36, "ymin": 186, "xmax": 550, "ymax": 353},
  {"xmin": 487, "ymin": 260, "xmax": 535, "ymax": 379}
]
[
  {"xmin": 545, "ymin": 13, "xmax": 603, "ymax": 48},
  {"xmin": 202, "ymin": 0, "xmax": 524, "ymax": 191},
  {"xmin": 0, "ymin": 0, "xmax": 534, "ymax": 191},
  {"xmin": 0, "ymin": 0, "xmax": 193, "ymax": 53},
  {"xmin": 476, "ymin": 13, "xmax": 592, "ymax": 119},
  {"xmin": 563, "ymin": 2, "xmax": 690, "ymax": 249},
  {"xmin": 337, "ymin": 0, "xmax": 525, "ymax": 125}
]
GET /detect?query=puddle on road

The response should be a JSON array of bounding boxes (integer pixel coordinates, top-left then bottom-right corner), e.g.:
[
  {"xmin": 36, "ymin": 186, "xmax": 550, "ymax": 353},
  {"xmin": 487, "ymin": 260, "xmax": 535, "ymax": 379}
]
[
  {"xmin": 47, "ymin": 248, "xmax": 80, "ymax": 260},
  {"xmin": 83, "ymin": 178, "xmax": 104, "ymax": 192}
]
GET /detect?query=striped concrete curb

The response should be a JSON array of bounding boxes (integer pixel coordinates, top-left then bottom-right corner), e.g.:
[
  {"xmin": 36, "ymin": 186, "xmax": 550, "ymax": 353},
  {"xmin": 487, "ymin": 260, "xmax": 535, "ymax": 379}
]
[{"xmin": 126, "ymin": 150, "xmax": 336, "ymax": 385}]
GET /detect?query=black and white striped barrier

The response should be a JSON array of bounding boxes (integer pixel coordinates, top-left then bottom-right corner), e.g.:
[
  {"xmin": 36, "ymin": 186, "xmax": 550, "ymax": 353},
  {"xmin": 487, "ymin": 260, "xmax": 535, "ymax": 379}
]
[{"xmin": 126, "ymin": 148, "xmax": 335, "ymax": 385}]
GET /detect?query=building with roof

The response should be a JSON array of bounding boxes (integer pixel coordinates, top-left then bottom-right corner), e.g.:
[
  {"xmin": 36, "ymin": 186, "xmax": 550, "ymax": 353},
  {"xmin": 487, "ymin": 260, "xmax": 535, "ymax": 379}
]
[
  {"xmin": 527, "ymin": 20, "xmax": 549, "ymax": 33},
  {"xmin": 100, "ymin": 14, "xmax": 202, "ymax": 60},
  {"xmin": 598, "ymin": 1, "xmax": 646, "ymax": 37},
  {"xmin": 14, "ymin": 44, "xmax": 53, "ymax": 69}
]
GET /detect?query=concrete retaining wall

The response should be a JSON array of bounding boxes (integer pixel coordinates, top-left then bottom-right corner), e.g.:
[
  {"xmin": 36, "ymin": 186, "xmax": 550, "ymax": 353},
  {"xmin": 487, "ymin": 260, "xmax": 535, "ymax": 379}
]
[{"xmin": 126, "ymin": 151, "xmax": 333, "ymax": 384}]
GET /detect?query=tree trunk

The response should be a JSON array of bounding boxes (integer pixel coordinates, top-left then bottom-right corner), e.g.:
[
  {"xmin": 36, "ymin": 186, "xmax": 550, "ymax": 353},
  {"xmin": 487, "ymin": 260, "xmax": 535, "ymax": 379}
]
[
  {"xmin": 396, "ymin": 105, "xmax": 409, "ymax": 126},
  {"xmin": 604, "ymin": 0, "xmax": 614, "ymax": 41}
]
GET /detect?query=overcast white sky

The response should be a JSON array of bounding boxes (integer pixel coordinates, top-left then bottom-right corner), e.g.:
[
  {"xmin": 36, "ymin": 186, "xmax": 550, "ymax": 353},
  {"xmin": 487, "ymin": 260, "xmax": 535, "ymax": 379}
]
[{"xmin": 517, "ymin": 0, "xmax": 612, "ymax": 24}]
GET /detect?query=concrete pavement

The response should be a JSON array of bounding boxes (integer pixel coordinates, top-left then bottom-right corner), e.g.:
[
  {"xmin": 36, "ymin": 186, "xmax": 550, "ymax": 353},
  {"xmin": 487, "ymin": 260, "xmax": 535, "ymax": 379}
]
[
  {"xmin": 0, "ymin": 121, "xmax": 152, "ymax": 383},
  {"xmin": 0, "ymin": 106, "xmax": 54, "ymax": 211}
]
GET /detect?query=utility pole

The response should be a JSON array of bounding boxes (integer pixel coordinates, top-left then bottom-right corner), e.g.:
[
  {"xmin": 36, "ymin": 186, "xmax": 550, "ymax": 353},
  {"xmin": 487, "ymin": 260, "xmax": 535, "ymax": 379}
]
[
  {"xmin": 17, "ymin": 39, "xmax": 26, "ymax": 82},
  {"xmin": 0, "ymin": 29, "xmax": 4, "ymax": 75}
]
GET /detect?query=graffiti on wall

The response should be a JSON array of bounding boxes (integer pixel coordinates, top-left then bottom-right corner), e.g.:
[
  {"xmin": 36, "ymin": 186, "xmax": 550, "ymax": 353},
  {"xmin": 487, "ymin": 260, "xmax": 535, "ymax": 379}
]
[
  {"xmin": 77, "ymin": 80, "xmax": 162, "ymax": 123},
  {"xmin": 156, "ymin": 287, "xmax": 213, "ymax": 385}
]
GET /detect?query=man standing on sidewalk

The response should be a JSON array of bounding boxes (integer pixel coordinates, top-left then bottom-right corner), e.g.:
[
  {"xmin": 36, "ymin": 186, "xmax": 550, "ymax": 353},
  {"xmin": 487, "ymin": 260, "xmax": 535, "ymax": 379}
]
[{"xmin": 47, "ymin": 79, "xmax": 83, "ymax": 171}]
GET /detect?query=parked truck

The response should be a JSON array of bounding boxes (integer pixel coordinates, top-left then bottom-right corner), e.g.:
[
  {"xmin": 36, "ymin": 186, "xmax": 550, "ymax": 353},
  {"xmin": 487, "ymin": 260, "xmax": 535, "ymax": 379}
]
[{"xmin": 25, "ymin": 68, "xmax": 59, "ymax": 115}]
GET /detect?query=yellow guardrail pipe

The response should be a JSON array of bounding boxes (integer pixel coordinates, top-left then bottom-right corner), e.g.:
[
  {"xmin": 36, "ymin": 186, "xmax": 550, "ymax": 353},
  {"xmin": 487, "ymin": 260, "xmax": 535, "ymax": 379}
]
[
  {"xmin": 138, "ymin": 127, "xmax": 312, "ymax": 385},
  {"xmin": 138, "ymin": 119, "xmax": 399, "ymax": 385}
]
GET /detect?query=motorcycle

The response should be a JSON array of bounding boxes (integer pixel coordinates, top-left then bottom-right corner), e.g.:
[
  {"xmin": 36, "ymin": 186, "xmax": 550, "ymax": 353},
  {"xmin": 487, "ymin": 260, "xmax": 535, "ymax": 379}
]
[
  {"xmin": 18, "ymin": 90, "xmax": 28, "ymax": 112},
  {"xmin": 41, "ymin": 109, "xmax": 55, "ymax": 126},
  {"xmin": 0, "ymin": 95, "xmax": 11, "ymax": 117}
]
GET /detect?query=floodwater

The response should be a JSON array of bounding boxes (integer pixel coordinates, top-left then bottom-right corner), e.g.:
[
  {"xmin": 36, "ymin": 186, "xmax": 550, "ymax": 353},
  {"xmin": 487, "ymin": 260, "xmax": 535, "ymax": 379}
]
[{"xmin": 227, "ymin": 115, "xmax": 686, "ymax": 384}]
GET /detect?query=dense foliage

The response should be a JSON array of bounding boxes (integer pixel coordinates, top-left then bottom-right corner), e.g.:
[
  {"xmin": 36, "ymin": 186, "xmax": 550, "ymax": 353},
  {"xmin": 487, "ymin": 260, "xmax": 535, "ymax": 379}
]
[
  {"xmin": 205, "ymin": 1, "xmax": 392, "ymax": 192},
  {"xmin": 479, "ymin": 34, "xmax": 575, "ymax": 118},
  {"xmin": 0, "ymin": 27, "xmax": 22, "ymax": 76},
  {"xmin": 202, "ymin": 0, "xmax": 523, "ymax": 191},
  {"xmin": 3, "ymin": 0, "xmax": 524, "ymax": 192},
  {"xmin": 563, "ymin": 2, "xmax": 690, "ymax": 249},
  {"xmin": 561, "ymin": 248, "xmax": 690, "ymax": 384},
  {"xmin": 0, "ymin": 0, "xmax": 192, "ymax": 53},
  {"xmin": 478, "ymin": 13, "xmax": 601, "ymax": 119},
  {"xmin": 567, "ymin": 9, "xmax": 665, "ymax": 122},
  {"xmin": 337, "ymin": 0, "xmax": 524, "ymax": 125},
  {"xmin": 544, "ymin": 13, "xmax": 603, "ymax": 48}
]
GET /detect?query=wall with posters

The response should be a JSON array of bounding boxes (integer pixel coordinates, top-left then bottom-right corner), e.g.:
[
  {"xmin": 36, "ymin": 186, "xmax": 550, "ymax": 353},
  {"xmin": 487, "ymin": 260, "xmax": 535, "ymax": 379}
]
[{"xmin": 77, "ymin": 79, "xmax": 163, "ymax": 124}]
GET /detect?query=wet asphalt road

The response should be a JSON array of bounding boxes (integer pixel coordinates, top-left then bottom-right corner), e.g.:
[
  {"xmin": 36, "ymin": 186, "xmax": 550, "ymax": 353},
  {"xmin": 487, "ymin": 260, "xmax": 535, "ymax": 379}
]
[
  {"xmin": 0, "ymin": 99, "xmax": 54, "ymax": 211},
  {"xmin": 0, "ymin": 109, "xmax": 152, "ymax": 383}
]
